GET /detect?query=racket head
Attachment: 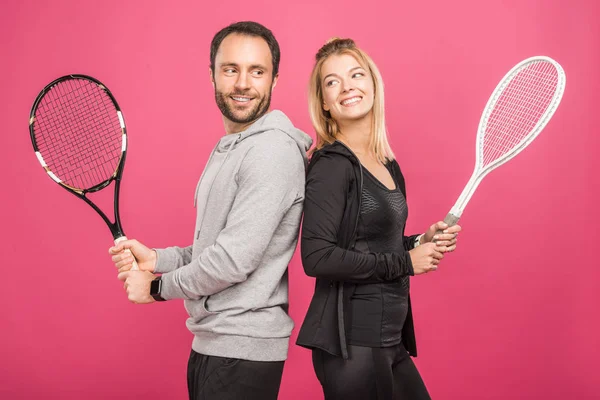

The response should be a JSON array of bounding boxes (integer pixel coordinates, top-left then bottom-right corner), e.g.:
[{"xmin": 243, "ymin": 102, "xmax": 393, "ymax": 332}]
[
  {"xmin": 475, "ymin": 56, "xmax": 566, "ymax": 174},
  {"xmin": 29, "ymin": 74, "xmax": 128, "ymax": 194}
]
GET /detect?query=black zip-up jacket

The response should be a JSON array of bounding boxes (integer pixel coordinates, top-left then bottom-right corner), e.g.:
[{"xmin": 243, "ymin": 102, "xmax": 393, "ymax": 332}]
[{"xmin": 296, "ymin": 141, "xmax": 420, "ymax": 359}]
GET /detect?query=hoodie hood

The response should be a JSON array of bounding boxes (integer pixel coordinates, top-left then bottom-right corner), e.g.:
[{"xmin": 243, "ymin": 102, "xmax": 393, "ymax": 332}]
[
  {"xmin": 194, "ymin": 110, "xmax": 312, "ymax": 207},
  {"xmin": 313, "ymin": 140, "xmax": 355, "ymax": 159},
  {"xmin": 216, "ymin": 110, "xmax": 313, "ymax": 165},
  {"xmin": 308, "ymin": 140, "xmax": 362, "ymax": 177}
]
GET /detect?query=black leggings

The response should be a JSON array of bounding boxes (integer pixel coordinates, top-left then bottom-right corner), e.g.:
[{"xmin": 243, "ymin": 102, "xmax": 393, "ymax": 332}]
[{"xmin": 312, "ymin": 344, "xmax": 431, "ymax": 400}]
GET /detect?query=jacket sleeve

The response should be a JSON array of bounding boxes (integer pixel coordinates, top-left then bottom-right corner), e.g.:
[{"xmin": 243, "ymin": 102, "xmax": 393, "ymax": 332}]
[
  {"xmin": 301, "ymin": 154, "xmax": 414, "ymax": 282},
  {"xmin": 403, "ymin": 234, "xmax": 421, "ymax": 252},
  {"xmin": 158, "ymin": 140, "xmax": 304, "ymax": 300}
]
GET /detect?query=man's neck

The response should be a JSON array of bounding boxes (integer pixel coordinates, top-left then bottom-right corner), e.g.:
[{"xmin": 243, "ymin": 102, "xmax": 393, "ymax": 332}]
[{"xmin": 222, "ymin": 110, "xmax": 270, "ymax": 134}]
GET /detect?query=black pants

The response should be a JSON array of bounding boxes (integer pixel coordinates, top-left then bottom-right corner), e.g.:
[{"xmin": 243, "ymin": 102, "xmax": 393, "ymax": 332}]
[
  {"xmin": 187, "ymin": 350, "xmax": 285, "ymax": 400},
  {"xmin": 312, "ymin": 344, "xmax": 431, "ymax": 400}
]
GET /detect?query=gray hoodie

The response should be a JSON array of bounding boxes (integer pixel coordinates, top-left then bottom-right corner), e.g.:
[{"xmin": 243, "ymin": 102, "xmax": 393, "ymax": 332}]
[{"xmin": 155, "ymin": 110, "xmax": 312, "ymax": 362}]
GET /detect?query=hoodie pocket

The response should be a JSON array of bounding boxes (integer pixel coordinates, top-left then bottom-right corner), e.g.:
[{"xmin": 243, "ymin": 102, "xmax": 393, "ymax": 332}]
[
  {"xmin": 185, "ymin": 296, "xmax": 221, "ymax": 321},
  {"xmin": 202, "ymin": 296, "xmax": 220, "ymax": 315}
]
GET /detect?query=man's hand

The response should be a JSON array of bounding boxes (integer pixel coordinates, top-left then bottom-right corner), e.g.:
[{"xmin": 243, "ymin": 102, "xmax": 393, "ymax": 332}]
[
  {"xmin": 118, "ymin": 270, "xmax": 157, "ymax": 304},
  {"xmin": 109, "ymin": 239, "xmax": 157, "ymax": 273}
]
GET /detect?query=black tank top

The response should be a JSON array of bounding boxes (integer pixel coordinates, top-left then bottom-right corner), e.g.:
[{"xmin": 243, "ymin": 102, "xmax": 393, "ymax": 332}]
[{"xmin": 348, "ymin": 162, "xmax": 410, "ymax": 347}]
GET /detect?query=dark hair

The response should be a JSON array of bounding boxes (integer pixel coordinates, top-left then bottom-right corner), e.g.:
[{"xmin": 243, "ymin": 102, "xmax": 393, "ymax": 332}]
[{"xmin": 210, "ymin": 21, "xmax": 280, "ymax": 77}]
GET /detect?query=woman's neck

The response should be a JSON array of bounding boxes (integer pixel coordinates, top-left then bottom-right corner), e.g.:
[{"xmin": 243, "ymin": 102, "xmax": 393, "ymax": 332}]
[{"xmin": 336, "ymin": 115, "xmax": 373, "ymax": 157}]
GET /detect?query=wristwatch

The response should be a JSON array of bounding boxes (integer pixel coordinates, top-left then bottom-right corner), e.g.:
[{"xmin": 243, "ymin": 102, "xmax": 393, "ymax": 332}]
[
  {"xmin": 150, "ymin": 276, "xmax": 166, "ymax": 302},
  {"xmin": 414, "ymin": 234, "xmax": 424, "ymax": 248}
]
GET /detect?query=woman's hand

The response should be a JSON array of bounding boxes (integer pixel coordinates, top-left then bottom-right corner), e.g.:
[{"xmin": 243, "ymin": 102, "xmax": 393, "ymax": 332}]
[
  {"xmin": 421, "ymin": 222, "xmax": 462, "ymax": 253},
  {"xmin": 409, "ymin": 242, "xmax": 444, "ymax": 275}
]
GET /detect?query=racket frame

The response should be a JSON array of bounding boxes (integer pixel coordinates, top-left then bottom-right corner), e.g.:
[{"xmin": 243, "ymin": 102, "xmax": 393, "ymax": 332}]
[
  {"xmin": 447, "ymin": 56, "xmax": 566, "ymax": 222},
  {"xmin": 29, "ymin": 74, "xmax": 130, "ymax": 241}
]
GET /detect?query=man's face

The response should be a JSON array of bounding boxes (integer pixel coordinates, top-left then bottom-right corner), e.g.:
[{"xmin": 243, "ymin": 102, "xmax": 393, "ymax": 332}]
[{"xmin": 211, "ymin": 34, "xmax": 278, "ymax": 132}]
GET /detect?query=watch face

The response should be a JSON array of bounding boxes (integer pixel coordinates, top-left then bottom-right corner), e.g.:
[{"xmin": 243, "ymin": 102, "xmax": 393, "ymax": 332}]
[{"xmin": 150, "ymin": 278, "xmax": 161, "ymax": 295}]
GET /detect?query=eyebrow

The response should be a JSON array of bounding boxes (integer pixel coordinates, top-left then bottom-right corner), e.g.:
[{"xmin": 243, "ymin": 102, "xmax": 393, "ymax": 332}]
[
  {"xmin": 323, "ymin": 66, "xmax": 364, "ymax": 82},
  {"xmin": 219, "ymin": 62, "xmax": 268, "ymax": 70}
]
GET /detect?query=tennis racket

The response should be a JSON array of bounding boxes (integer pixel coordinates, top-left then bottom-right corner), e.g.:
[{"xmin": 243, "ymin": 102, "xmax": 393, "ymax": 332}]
[
  {"xmin": 440, "ymin": 56, "xmax": 566, "ymax": 230},
  {"xmin": 29, "ymin": 74, "xmax": 138, "ymax": 270}
]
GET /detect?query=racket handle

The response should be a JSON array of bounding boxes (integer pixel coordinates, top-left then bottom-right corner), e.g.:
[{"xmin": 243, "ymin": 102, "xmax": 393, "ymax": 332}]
[
  {"xmin": 114, "ymin": 236, "xmax": 139, "ymax": 271},
  {"xmin": 443, "ymin": 212, "xmax": 460, "ymax": 228},
  {"xmin": 433, "ymin": 212, "xmax": 461, "ymax": 238}
]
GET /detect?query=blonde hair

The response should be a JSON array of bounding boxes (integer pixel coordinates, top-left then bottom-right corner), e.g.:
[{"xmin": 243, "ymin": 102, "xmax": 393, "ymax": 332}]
[{"xmin": 308, "ymin": 38, "xmax": 395, "ymax": 162}]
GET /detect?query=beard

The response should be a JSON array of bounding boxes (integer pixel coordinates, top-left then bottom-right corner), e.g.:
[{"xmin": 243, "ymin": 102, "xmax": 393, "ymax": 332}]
[{"xmin": 214, "ymin": 86, "xmax": 272, "ymax": 125}]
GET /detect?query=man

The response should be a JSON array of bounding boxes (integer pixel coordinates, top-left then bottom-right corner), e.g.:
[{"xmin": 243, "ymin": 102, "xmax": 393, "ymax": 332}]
[{"xmin": 109, "ymin": 21, "xmax": 312, "ymax": 400}]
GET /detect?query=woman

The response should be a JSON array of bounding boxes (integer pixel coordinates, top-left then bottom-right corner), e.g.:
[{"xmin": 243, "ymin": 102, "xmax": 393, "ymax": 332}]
[{"xmin": 296, "ymin": 38, "xmax": 462, "ymax": 399}]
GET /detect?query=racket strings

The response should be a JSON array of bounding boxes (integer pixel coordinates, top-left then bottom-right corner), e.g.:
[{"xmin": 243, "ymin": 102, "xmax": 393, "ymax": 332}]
[
  {"xmin": 36, "ymin": 82, "xmax": 114, "ymax": 187},
  {"xmin": 481, "ymin": 61, "xmax": 558, "ymax": 168},
  {"xmin": 38, "ymin": 80, "xmax": 121, "ymax": 187},
  {"xmin": 34, "ymin": 79, "xmax": 123, "ymax": 190},
  {"xmin": 483, "ymin": 65, "xmax": 555, "ymax": 161}
]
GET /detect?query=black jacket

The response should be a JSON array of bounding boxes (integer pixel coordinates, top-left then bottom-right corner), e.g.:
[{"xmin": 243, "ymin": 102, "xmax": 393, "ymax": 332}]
[{"xmin": 296, "ymin": 141, "xmax": 420, "ymax": 359}]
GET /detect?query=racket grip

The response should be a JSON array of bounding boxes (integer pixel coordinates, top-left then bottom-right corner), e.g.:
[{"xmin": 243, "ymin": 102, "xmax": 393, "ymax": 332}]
[
  {"xmin": 433, "ymin": 212, "xmax": 461, "ymax": 238},
  {"xmin": 114, "ymin": 236, "xmax": 139, "ymax": 271},
  {"xmin": 443, "ymin": 212, "xmax": 460, "ymax": 228}
]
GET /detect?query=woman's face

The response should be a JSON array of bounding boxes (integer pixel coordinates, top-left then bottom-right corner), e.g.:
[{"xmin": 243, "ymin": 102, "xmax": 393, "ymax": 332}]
[{"xmin": 320, "ymin": 53, "xmax": 375, "ymax": 126}]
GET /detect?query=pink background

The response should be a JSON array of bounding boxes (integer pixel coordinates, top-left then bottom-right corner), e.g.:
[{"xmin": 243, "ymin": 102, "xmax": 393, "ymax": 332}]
[{"xmin": 1, "ymin": 0, "xmax": 599, "ymax": 399}]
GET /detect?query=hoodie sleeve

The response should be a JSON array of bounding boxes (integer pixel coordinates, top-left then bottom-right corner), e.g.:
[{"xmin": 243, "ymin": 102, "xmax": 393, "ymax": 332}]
[
  {"xmin": 158, "ymin": 138, "xmax": 303, "ymax": 300},
  {"xmin": 154, "ymin": 245, "xmax": 193, "ymax": 273},
  {"xmin": 301, "ymin": 153, "xmax": 414, "ymax": 282}
]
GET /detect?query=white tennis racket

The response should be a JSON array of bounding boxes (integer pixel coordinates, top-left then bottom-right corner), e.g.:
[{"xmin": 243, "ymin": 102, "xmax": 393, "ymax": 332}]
[{"xmin": 442, "ymin": 56, "xmax": 566, "ymax": 228}]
